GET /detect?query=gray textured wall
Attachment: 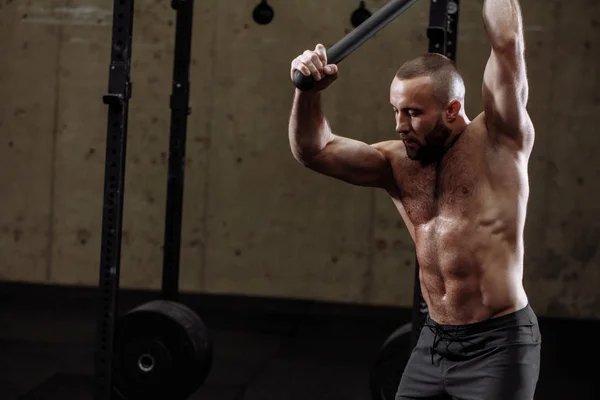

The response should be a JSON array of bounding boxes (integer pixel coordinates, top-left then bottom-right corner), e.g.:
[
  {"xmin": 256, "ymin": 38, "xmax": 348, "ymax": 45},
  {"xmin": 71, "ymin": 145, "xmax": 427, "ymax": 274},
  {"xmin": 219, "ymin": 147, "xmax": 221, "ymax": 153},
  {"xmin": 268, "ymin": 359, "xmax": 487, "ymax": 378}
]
[{"xmin": 0, "ymin": 0, "xmax": 598, "ymax": 319}]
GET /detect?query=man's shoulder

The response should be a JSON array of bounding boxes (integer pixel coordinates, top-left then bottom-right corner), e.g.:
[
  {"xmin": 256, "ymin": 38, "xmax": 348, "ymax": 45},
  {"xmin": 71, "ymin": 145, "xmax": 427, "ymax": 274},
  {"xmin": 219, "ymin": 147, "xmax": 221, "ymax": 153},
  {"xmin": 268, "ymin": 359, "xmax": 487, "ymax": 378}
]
[
  {"xmin": 372, "ymin": 140, "xmax": 405, "ymax": 158},
  {"xmin": 468, "ymin": 112, "xmax": 488, "ymax": 134},
  {"xmin": 475, "ymin": 111, "xmax": 534, "ymax": 155},
  {"xmin": 371, "ymin": 140, "xmax": 414, "ymax": 177}
]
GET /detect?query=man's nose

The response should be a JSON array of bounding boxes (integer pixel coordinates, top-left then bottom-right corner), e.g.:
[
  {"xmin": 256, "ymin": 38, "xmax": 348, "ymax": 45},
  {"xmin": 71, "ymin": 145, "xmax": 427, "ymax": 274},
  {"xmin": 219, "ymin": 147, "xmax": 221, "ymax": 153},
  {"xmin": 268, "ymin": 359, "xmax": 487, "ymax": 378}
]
[{"xmin": 395, "ymin": 116, "xmax": 410, "ymax": 134}]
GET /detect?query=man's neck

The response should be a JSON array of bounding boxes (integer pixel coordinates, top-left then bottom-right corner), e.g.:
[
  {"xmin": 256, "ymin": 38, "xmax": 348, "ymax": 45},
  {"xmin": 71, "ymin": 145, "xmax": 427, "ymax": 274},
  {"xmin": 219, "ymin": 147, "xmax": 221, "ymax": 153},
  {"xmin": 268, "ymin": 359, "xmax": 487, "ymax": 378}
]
[
  {"xmin": 419, "ymin": 117, "xmax": 470, "ymax": 166},
  {"xmin": 444, "ymin": 114, "xmax": 470, "ymax": 149}
]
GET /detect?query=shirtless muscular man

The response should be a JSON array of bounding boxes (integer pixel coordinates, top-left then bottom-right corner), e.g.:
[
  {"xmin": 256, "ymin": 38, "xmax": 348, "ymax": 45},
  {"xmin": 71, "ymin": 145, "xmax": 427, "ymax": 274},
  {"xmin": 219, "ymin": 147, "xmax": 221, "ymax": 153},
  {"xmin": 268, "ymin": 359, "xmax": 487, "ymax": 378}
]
[{"xmin": 288, "ymin": 1, "xmax": 541, "ymax": 399}]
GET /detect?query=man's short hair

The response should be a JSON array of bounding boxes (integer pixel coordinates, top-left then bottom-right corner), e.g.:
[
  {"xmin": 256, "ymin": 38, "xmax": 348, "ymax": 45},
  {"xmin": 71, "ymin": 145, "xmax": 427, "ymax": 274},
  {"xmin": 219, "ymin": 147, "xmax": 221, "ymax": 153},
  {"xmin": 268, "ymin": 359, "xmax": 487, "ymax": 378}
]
[{"xmin": 395, "ymin": 53, "xmax": 465, "ymax": 106}]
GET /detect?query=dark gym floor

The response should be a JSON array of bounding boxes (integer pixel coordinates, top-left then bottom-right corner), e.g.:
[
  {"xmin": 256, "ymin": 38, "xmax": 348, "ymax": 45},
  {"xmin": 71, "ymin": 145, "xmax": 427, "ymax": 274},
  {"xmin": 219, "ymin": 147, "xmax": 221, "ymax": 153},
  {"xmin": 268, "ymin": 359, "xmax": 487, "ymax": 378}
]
[{"xmin": 0, "ymin": 282, "xmax": 598, "ymax": 400}]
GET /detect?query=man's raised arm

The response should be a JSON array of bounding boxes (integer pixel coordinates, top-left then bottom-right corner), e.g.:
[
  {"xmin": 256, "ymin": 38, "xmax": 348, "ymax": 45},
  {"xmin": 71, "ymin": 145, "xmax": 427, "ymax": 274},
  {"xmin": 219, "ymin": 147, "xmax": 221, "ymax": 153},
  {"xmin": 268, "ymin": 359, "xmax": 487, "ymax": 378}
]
[
  {"xmin": 482, "ymin": 0, "xmax": 534, "ymax": 151},
  {"xmin": 288, "ymin": 45, "xmax": 395, "ymax": 189}
]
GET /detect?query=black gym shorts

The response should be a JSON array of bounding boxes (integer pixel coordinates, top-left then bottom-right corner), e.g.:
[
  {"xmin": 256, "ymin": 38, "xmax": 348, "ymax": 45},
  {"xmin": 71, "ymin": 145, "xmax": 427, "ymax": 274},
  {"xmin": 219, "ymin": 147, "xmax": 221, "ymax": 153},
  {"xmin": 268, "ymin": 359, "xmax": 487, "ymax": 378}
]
[{"xmin": 395, "ymin": 304, "xmax": 542, "ymax": 400}]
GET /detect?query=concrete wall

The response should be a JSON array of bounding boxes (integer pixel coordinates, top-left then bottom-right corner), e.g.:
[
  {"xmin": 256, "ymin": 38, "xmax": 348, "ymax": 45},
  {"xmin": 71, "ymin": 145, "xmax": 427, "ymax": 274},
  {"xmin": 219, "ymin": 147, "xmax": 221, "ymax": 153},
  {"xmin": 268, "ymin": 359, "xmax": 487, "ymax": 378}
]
[{"xmin": 0, "ymin": 0, "xmax": 598, "ymax": 319}]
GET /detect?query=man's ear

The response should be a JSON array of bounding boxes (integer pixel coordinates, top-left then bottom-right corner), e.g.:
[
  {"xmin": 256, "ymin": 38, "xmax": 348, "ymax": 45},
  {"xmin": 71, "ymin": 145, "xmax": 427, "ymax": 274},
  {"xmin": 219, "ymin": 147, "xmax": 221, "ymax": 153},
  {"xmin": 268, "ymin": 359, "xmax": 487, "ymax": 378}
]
[{"xmin": 445, "ymin": 100, "xmax": 462, "ymax": 122}]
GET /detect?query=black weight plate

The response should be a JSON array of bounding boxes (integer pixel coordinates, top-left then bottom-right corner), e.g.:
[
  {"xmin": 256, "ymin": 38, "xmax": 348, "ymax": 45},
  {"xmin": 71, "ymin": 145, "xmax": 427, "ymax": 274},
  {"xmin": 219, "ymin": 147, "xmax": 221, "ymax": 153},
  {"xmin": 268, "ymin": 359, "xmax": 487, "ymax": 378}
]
[
  {"xmin": 369, "ymin": 322, "xmax": 413, "ymax": 400},
  {"xmin": 162, "ymin": 300, "xmax": 213, "ymax": 376},
  {"xmin": 113, "ymin": 300, "xmax": 213, "ymax": 400}
]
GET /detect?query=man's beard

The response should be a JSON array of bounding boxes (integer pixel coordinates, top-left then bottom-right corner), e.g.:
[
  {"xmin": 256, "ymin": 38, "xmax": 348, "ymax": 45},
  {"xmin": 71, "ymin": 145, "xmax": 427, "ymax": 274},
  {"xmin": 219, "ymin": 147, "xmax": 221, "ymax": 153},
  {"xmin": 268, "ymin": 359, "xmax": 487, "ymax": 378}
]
[{"xmin": 409, "ymin": 117, "xmax": 453, "ymax": 163}]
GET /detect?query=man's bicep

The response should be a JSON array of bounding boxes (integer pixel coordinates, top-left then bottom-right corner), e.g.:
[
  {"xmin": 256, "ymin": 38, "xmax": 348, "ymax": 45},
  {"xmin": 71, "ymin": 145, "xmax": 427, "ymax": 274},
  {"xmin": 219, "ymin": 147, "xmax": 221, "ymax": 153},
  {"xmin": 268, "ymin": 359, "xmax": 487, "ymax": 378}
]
[
  {"xmin": 482, "ymin": 46, "xmax": 533, "ymax": 146},
  {"xmin": 304, "ymin": 136, "xmax": 395, "ymax": 189}
]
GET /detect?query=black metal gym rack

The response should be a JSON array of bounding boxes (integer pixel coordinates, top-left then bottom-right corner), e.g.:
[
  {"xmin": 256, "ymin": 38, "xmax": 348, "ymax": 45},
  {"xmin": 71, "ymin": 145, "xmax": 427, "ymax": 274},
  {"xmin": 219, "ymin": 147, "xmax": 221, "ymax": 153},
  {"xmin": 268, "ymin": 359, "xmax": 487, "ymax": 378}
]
[
  {"xmin": 94, "ymin": 0, "xmax": 134, "ymax": 398},
  {"xmin": 428, "ymin": 0, "xmax": 460, "ymax": 59},
  {"xmin": 94, "ymin": 0, "xmax": 195, "ymax": 399},
  {"xmin": 162, "ymin": 0, "xmax": 195, "ymax": 302}
]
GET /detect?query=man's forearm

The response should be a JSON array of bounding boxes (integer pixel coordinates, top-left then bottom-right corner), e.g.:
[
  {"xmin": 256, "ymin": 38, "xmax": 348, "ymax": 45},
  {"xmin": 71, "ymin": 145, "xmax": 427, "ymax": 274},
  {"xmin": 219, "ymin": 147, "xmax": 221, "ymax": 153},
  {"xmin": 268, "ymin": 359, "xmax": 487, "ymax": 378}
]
[
  {"xmin": 483, "ymin": 0, "xmax": 524, "ymax": 50},
  {"xmin": 288, "ymin": 89, "xmax": 334, "ymax": 162}
]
